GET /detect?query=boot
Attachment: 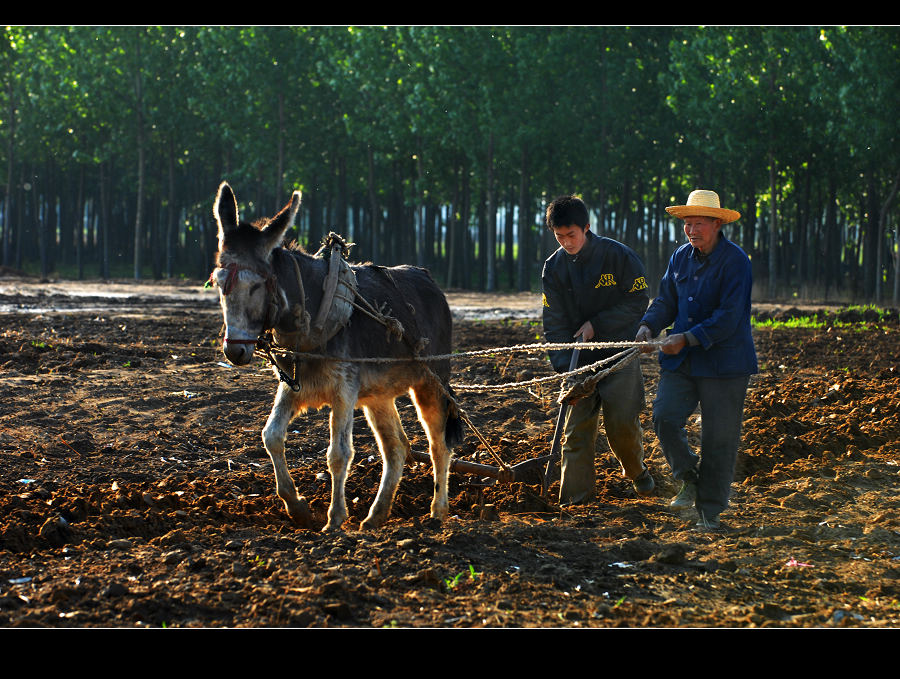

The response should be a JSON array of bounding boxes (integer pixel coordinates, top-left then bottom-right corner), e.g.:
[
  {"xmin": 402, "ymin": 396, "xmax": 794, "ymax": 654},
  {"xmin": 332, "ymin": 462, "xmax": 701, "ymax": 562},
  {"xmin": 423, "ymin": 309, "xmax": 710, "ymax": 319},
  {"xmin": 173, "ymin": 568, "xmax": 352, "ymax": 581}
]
[{"xmin": 669, "ymin": 480, "xmax": 696, "ymax": 511}]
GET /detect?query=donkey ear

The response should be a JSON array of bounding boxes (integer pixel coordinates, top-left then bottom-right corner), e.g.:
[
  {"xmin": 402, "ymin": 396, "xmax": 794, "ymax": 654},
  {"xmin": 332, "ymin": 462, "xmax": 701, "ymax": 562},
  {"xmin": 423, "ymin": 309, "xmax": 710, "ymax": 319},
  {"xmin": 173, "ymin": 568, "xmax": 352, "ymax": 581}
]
[
  {"xmin": 214, "ymin": 182, "xmax": 239, "ymax": 249},
  {"xmin": 261, "ymin": 190, "xmax": 302, "ymax": 252}
]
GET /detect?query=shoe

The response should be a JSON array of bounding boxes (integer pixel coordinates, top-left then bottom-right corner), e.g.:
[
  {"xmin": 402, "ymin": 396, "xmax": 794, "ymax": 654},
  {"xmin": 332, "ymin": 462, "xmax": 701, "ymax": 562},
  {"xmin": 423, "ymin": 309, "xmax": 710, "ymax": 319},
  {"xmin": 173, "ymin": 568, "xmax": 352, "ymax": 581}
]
[
  {"xmin": 668, "ymin": 481, "xmax": 697, "ymax": 511},
  {"xmin": 632, "ymin": 469, "xmax": 655, "ymax": 497},
  {"xmin": 695, "ymin": 510, "xmax": 721, "ymax": 531}
]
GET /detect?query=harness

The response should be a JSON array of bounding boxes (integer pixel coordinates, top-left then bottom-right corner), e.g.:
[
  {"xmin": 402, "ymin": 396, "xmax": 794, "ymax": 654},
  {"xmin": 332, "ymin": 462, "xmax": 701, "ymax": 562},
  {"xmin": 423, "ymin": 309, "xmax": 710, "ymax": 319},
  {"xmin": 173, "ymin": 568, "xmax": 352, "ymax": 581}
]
[
  {"xmin": 288, "ymin": 234, "xmax": 359, "ymax": 352},
  {"xmin": 211, "ymin": 234, "xmax": 361, "ymax": 390}
]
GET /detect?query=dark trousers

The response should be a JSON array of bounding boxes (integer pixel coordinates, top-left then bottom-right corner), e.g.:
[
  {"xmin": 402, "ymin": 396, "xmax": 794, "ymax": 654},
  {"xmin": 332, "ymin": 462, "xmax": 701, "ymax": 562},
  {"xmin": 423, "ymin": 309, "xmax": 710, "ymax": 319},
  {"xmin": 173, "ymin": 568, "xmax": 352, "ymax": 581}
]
[
  {"xmin": 652, "ymin": 362, "xmax": 750, "ymax": 518},
  {"xmin": 559, "ymin": 359, "xmax": 646, "ymax": 504}
]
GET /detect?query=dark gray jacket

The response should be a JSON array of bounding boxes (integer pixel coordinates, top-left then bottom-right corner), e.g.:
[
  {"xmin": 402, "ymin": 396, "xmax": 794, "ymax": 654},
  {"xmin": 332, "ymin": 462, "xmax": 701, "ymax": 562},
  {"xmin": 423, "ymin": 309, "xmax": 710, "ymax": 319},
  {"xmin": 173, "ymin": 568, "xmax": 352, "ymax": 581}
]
[{"xmin": 542, "ymin": 231, "xmax": 649, "ymax": 372}]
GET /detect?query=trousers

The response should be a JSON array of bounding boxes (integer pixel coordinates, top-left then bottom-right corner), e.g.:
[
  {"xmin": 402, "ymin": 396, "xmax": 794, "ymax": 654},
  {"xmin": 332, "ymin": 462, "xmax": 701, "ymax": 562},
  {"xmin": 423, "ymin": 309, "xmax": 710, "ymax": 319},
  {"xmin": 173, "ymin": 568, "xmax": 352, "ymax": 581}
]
[
  {"xmin": 652, "ymin": 361, "xmax": 750, "ymax": 517},
  {"xmin": 559, "ymin": 359, "xmax": 646, "ymax": 504}
]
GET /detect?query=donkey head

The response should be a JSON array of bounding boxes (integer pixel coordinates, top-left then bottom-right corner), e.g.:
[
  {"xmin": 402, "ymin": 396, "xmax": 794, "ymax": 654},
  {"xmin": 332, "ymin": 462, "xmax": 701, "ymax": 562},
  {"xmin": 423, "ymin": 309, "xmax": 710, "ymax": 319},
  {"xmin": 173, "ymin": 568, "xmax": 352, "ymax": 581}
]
[{"xmin": 211, "ymin": 182, "xmax": 301, "ymax": 365}]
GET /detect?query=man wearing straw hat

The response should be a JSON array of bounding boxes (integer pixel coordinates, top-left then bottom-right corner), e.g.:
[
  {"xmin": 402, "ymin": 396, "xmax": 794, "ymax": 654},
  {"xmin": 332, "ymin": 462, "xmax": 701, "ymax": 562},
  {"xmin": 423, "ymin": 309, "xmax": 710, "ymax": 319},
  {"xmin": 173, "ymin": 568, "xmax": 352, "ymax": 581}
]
[
  {"xmin": 542, "ymin": 194, "xmax": 654, "ymax": 505},
  {"xmin": 635, "ymin": 189, "xmax": 757, "ymax": 530}
]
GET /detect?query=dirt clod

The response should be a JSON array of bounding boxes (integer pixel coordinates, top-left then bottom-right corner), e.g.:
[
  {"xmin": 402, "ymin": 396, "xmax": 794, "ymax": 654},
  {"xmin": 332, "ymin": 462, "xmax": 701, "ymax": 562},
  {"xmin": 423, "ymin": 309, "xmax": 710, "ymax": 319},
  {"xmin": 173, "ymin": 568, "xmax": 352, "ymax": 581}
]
[{"xmin": 1, "ymin": 291, "xmax": 899, "ymax": 627}]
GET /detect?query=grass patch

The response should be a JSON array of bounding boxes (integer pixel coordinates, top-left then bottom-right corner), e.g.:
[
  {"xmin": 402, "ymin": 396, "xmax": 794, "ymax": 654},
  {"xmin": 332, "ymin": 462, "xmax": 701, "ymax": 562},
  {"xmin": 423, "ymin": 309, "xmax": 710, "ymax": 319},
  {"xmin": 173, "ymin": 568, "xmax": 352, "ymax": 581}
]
[
  {"xmin": 752, "ymin": 316, "xmax": 825, "ymax": 330},
  {"xmin": 752, "ymin": 304, "xmax": 897, "ymax": 331}
]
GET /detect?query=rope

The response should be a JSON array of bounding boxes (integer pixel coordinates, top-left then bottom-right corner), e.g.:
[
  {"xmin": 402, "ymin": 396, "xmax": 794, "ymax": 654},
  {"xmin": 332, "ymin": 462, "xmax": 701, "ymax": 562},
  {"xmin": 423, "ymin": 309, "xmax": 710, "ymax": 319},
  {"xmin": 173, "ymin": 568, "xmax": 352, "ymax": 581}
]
[
  {"xmin": 453, "ymin": 347, "xmax": 641, "ymax": 393},
  {"xmin": 255, "ymin": 338, "xmax": 659, "ymax": 394},
  {"xmin": 258, "ymin": 338, "xmax": 659, "ymax": 365}
]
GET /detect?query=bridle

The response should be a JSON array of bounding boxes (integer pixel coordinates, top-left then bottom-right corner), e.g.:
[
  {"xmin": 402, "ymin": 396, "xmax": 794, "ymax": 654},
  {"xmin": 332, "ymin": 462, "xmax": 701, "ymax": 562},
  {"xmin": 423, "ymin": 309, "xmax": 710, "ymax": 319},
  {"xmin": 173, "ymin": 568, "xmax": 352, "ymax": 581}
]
[
  {"xmin": 211, "ymin": 259, "xmax": 308, "ymax": 391},
  {"xmin": 211, "ymin": 262, "xmax": 282, "ymax": 346}
]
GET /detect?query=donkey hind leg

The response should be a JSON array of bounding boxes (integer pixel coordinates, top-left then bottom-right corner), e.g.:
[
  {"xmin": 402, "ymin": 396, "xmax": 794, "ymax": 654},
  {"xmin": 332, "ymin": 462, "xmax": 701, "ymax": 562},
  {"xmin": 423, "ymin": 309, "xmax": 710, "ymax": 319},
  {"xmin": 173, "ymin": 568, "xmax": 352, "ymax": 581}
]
[
  {"xmin": 409, "ymin": 384, "xmax": 455, "ymax": 522},
  {"xmin": 262, "ymin": 383, "xmax": 313, "ymax": 528},
  {"xmin": 324, "ymin": 396, "xmax": 356, "ymax": 532},
  {"xmin": 360, "ymin": 399, "xmax": 411, "ymax": 530}
]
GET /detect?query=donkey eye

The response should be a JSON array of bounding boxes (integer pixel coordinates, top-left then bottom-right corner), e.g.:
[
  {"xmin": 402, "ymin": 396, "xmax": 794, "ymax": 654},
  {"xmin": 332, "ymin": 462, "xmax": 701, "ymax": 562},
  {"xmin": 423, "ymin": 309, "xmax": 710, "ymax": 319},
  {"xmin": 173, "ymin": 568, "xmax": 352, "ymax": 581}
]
[{"xmin": 249, "ymin": 283, "xmax": 262, "ymax": 295}]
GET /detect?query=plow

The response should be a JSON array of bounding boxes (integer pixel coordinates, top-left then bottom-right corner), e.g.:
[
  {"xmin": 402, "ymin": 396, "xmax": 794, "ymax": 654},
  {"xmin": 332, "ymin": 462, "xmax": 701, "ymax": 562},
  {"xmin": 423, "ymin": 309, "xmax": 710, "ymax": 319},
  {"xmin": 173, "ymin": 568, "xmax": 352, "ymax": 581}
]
[{"xmin": 433, "ymin": 340, "xmax": 648, "ymax": 496}]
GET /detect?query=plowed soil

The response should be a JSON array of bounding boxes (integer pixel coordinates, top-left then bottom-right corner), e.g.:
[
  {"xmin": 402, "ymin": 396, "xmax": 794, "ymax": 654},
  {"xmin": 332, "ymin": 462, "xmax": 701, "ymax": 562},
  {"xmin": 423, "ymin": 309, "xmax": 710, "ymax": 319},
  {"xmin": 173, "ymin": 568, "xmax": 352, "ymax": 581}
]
[{"xmin": 1, "ymin": 279, "xmax": 898, "ymax": 627}]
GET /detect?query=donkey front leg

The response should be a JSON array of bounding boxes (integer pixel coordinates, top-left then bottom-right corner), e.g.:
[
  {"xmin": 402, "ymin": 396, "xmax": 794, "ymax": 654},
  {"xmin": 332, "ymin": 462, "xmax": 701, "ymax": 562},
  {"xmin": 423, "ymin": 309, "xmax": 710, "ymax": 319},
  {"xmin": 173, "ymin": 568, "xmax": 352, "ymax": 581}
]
[
  {"xmin": 360, "ymin": 399, "xmax": 410, "ymax": 530},
  {"xmin": 262, "ymin": 383, "xmax": 313, "ymax": 528},
  {"xmin": 324, "ymin": 397, "xmax": 356, "ymax": 532}
]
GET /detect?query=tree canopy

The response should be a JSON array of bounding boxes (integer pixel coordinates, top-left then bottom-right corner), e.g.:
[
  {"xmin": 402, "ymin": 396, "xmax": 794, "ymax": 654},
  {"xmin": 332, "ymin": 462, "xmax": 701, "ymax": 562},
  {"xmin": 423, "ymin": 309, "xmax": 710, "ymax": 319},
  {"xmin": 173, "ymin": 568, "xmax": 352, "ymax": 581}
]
[{"xmin": 1, "ymin": 26, "xmax": 897, "ymax": 303}]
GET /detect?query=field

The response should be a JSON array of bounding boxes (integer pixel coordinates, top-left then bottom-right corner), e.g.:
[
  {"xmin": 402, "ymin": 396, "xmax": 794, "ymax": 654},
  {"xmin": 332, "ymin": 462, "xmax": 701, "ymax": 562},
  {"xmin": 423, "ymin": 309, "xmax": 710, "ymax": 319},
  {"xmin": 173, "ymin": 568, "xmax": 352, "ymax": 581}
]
[{"xmin": 0, "ymin": 279, "xmax": 898, "ymax": 627}]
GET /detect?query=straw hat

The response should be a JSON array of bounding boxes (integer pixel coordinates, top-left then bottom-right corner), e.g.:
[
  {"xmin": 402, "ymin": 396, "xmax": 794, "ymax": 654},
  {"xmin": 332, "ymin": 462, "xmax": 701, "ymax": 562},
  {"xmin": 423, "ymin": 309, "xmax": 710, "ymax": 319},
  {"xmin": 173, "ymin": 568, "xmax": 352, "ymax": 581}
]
[{"xmin": 666, "ymin": 190, "xmax": 740, "ymax": 224}]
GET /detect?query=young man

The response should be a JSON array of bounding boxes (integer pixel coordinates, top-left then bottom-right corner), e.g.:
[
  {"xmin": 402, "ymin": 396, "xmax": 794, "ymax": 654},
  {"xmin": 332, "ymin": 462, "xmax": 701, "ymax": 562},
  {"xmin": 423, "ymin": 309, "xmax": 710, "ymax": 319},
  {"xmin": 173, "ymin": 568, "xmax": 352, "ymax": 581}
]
[
  {"xmin": 635, "ymin": 189, "xmax": 757, "ymax": 530},
  {"xmin": 541, "ymin": 194, "xmax": 653, "ymax": 505}
]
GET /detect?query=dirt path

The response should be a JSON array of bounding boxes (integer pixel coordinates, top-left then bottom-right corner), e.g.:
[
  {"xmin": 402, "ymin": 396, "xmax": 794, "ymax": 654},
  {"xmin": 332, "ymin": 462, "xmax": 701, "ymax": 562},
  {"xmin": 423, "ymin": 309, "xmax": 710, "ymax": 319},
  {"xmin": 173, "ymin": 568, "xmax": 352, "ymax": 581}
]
[{"xmin": 0, "ymin": 280, "xmax": 898, "ymax": 627}]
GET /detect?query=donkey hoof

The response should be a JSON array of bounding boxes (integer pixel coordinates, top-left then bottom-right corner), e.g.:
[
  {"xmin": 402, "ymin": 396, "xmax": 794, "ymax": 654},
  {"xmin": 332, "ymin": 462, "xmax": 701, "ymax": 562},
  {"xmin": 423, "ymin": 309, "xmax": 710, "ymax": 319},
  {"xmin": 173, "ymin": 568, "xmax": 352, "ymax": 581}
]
[
  {"xmin": 322, "ymin": 510, "xmax": 347, "ymax": 532},
  {"xmin": 286, "ymin": 496, "xmax": 313, "ymax": 529},
  {"xmin": 360, "ymin": 515, "xmax": 386, "ymax": 531},
  {"xmin": 430, "ymin": 506, "xmax": 449, "ymax": 522}
]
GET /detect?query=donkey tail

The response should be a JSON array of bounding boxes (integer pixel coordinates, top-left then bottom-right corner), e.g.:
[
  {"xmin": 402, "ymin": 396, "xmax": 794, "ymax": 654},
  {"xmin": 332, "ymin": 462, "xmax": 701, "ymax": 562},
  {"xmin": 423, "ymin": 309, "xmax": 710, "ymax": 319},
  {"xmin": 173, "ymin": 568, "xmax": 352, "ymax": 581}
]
[{"xmin": 444, "ymin": 386, "xmax": 465, "ymax": 448}]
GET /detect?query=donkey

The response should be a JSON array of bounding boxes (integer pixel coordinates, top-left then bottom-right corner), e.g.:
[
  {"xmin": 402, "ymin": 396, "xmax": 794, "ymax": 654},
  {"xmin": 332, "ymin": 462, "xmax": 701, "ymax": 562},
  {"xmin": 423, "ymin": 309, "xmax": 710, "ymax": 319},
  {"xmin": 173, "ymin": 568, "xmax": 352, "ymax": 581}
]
[{"xmin": 210, "ymin": 182, "xmax": 463, "ymax": 531}]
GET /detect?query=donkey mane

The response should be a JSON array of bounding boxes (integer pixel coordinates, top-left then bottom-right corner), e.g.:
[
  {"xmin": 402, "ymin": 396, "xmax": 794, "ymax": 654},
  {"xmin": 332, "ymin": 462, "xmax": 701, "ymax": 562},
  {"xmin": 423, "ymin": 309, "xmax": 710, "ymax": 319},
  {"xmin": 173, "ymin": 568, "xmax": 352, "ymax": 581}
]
[{"xmin": 284, "ymin": 239, "xmax": 311, "ymax": 254}]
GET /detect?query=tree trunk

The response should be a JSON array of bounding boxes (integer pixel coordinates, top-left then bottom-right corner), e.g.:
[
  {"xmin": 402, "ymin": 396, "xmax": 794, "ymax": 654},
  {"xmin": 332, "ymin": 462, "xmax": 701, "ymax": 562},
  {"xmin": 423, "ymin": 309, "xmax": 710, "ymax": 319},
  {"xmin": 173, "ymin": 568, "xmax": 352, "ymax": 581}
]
[
  {"xmin": 516, "ymin": 147, "xmax": 530, "ymax": 292},
  {"xmin": 133, "ymin": 33, "xmax": 146, "ymax": 281},
  {"xmin": 445, "ymin": 164, "xmax": 459, "ymax": 288},
  {"xmin": 76, "ymin": 165, "xmax": 85, "ymax": 280},
  {"xmin": 874, "ymin": 170, "xmax": 900, "ymax": 303},
  {"xmin": 15, "ymin": 165, "xmax": 26, "ymax": 270},
  {"xmin": 367, "ymin": 145, "xmax": 378, "ymax": 263},
  {"xmin": 166, "ymin": 138, "xmax": 176, "ymax": 278},
  {"xmin": 415, "ymin": 137, "xmax": 425, "ymax": 268},
  {"xmin": 99, "ymin": 162, "xmax": 110, "ymax": 279},
  {"xmin": 767, "ymin": 153, "xmax": 778, "ymax": 298},
  {"xmin": 893, "ymin": 227, "xmax": 900, "ymax": 306},
  {"xmin": 37, "ymin": 184, "xmax": 48, "ymax": 279},
  {"xmin": 864, "ymin": 173, "xmax": 879, "ymax": 300},
  {"xmin": 276, "ymin": 91, "xmax": 285, "ymax": 201},
  {"xmin": 2, "ymin": 77, "xmax": 14, "ymax": 267},
  {"xmin": 336, "ymin": 153, "xmax": 348, "ymax": 236},
  {"xmin": 460, "ymin": 163, "xmax": 471, "ymax": 289},
  {"xmin": 485, "ymin": 131, "xmax": 496, "ymax": 292}
]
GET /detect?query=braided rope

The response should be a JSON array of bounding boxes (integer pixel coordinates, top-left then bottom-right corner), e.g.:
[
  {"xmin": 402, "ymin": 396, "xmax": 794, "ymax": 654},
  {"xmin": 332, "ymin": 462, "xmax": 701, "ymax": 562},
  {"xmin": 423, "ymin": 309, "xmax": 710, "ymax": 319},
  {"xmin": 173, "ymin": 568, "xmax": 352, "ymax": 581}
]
[
  {"xmin": 259, "ymin": 338, "xmax": 658, "ymax": 364},
  {"xmin": 453, "ymin": 347, "xmax": 641, "ymax": 393},
  {"xmin": 256, "ymin": 339, "xmax": 660, "ymax": 394}
]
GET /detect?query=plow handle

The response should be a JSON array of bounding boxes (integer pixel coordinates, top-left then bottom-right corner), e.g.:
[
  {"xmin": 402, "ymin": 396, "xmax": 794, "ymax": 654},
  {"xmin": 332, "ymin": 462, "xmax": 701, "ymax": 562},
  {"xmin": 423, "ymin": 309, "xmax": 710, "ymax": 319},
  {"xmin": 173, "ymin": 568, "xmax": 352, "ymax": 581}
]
[{"xmin": 542, "ymin": 335, "xmax": 582, "ymax": 496}]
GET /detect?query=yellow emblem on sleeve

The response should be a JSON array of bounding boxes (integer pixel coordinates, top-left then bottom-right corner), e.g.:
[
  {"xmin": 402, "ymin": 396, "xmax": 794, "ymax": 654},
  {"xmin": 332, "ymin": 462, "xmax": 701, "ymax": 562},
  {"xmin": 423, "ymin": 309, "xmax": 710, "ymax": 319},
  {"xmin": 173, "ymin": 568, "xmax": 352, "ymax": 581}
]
[
  {"xmin": 595, "ymin": 273, "xmax": 616, "ymax": 288},
  {"xmin": 542, "ymin": 293, "xmax": 549, "ymax": 307},
  {"xmin": 628, "ymin": 276, "xmax": 648, "ymax": 293}
]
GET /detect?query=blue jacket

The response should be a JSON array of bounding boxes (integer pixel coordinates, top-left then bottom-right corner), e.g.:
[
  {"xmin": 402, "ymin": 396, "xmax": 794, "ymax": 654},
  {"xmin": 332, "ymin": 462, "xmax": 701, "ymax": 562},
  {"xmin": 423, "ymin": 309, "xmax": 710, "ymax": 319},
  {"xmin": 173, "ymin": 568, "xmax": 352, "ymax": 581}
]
[
  {"xmin": 640, "ymin": 234, "xmax": 757, "ymax": 377},
  {"xmin": 542, "ymin": 231, "xmax": 649, "ymax": 372}
]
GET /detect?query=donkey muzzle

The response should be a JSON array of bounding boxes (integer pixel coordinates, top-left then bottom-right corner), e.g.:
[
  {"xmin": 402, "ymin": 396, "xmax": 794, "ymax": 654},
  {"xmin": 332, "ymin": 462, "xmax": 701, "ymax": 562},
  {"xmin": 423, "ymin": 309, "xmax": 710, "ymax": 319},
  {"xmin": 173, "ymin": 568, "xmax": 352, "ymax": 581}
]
[{"xmin": 223, "ymin": 337, "xmax": 256, "ymax": 366}]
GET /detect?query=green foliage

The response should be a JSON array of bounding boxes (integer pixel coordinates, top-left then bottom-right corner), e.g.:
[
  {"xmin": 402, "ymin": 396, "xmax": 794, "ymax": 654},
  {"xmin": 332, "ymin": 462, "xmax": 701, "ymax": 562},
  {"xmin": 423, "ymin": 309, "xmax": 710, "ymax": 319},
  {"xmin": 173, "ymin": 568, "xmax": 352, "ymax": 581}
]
[
  {"xmin": 444, "ymin": 564, "xmax": 481, "ymax": 591},
  {"xmin": 0, "ymin": 26, "xmax": 897, "ymax": 300},
  {"xmin": 752, "ymin": 304, "xmax": 894, "ymax": 330},
  {"xmin": 752, "ymin": 316, "xmax": 825, "ymax": 330}
]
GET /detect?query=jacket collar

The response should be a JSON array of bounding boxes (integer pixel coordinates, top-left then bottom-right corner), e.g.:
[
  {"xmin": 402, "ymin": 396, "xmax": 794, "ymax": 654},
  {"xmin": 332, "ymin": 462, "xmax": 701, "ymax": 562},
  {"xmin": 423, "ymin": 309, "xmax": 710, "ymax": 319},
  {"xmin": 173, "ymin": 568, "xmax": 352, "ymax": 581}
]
[
  {"xmin": 690, "ymin": 232, "xmax": 728, "ymax": 263},
  {"xmin": 565, "ymin": 229, "xmax": 597, "ymax": 263}
]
